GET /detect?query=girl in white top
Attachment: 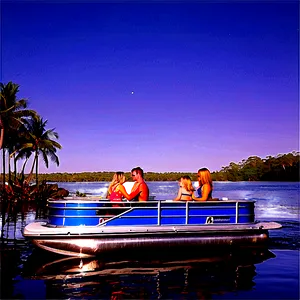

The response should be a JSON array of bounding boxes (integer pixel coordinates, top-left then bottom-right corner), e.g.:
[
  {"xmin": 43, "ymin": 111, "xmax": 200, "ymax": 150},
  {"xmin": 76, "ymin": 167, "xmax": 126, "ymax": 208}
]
[{"xmin": 173, "ymin": 175, "xmax": 195, "ymax": 201}]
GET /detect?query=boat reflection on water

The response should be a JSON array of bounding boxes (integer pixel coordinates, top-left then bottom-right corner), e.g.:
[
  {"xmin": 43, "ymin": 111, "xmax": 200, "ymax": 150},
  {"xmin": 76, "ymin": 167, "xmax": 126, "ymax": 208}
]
[{"xmin": 23, "ymin": 247, "xmax": 276, "ymax": 299}]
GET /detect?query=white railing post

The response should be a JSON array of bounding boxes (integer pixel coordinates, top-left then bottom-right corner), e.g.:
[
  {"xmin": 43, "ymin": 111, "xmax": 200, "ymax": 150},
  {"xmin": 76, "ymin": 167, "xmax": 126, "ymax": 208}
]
[
  {"xmin": 185, "ymin": 202, "xmax": 189, "ymax": 224},
  {"xmin": 235, "ymin": 202, "xmax": 239, "ymax": 224},
  {"xmin": 158, "ymin": 201, "xmax": 161, "ymax": 225}
]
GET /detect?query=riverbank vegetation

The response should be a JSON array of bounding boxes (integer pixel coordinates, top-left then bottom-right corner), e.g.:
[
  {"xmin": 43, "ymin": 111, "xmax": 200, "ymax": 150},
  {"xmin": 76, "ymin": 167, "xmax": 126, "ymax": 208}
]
[
  {"xmin": 1, "ymin": 151, "xmax": 297, "ymax": 183},
  {"xmin": 1, "ymin": 82, "xmax": 299, "ymax": 189},
  {"xmin": 0, "ymin": 81, "xmax": 63, "ymax": 235},
  {"xmin": 213, "ymin": 152, "xmax": 299, "ymax": 182}
]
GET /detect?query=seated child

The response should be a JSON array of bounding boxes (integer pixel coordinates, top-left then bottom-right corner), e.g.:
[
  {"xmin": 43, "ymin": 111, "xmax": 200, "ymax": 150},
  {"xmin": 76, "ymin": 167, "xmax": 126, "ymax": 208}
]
[{"xmin": 173, "ymin": 175, "xmax": 195, "ymax": 201}]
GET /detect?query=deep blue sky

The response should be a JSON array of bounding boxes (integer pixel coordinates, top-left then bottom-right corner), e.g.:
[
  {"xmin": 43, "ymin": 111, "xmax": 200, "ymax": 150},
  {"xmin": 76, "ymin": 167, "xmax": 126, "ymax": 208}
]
[{"xmin": 1, "ymin": 1, "xmax": 299, "ymax": 173}]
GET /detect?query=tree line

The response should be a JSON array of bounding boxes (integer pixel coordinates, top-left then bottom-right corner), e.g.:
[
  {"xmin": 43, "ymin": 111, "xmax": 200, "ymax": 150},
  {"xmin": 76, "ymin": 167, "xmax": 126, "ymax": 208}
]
[
  {"xmin": 213, "ymin": 152, "xmax": 299, "ymax": 182},
  {"xmin": 8, "ymin": 151, "xmax": 297, "ymax": 182},
  {"xmin": 0, "ymin": 81, "xmax": 299, "ymax": 186}
]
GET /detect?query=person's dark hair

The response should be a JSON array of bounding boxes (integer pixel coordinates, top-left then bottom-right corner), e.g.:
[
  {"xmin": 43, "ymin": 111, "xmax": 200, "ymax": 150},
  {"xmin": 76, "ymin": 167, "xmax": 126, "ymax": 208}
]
[
  {"xmin": 197, "ymin": 167, "xmax": 210, "ymax": 173},
  {"xmin": 131, "ymin": 166, "xmax": 144, "ymax": 178}
]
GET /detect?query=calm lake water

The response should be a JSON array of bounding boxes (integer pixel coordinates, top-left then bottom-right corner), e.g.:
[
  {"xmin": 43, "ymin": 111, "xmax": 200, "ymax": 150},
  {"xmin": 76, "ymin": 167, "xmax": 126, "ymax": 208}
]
[{"xmin": 1, "ymin": 181, "xmax": 299, "ymax": 299}]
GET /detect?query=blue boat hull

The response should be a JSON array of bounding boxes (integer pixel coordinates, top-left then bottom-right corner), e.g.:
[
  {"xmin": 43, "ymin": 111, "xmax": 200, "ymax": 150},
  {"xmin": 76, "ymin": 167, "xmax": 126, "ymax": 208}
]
[
  {"xmin": 46, "ymin": 199, "xmax": 255, "ymax": 226},
  {"xmin": 23, "ymin": 199, "xmax": 282, "ymax": 257}
]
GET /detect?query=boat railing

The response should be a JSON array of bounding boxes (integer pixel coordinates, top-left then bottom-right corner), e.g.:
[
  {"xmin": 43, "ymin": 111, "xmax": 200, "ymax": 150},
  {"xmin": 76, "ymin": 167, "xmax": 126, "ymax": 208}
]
[{"xmin": 47, "ymin": 199, "xmax": 255, "ymax": 226}]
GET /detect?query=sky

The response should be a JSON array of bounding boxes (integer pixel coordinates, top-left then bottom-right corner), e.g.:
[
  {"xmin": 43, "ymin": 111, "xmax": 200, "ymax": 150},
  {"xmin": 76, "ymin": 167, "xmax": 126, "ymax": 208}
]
[{"xmin": 1, "ymin": 0, "xmax": 299, "ymax": 174}]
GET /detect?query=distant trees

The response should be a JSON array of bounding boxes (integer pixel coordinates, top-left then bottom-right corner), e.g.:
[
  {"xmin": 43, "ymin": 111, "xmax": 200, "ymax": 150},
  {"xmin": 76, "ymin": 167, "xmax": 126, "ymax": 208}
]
[
  {"xmin": 5, "ymin": 151, "xmax": 298, "ymax": 183},
  {"xmin": 0, "ymin": 81, "xmax": 298, "ymax": 184},
  {"xmin": 29, "ymin": 171, "xmax": 197, "ymax": 183},
  {"xmin": 212, "ymin": 152, "xmax": 299, "ymax": 182}
]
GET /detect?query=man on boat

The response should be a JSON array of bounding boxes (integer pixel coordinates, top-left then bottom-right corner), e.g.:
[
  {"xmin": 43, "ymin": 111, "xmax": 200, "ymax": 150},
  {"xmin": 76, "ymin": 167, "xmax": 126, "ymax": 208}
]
[{"xmin": 118, "ymin": 167, "xmax": 149, "ymax": 201}]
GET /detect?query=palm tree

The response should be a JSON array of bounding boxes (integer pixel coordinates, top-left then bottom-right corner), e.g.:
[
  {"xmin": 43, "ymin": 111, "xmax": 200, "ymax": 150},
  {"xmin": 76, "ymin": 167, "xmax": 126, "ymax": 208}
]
[
  {"xmin": 0, "ymin": 82, "xmax": 37, "ymax": 188},
  {"xmin": 15, "ymin": 116, "xmax": 62, "ymax": 186},
  {"xmin": 11, "ymin": 123, "xmax": 33, "ymax": 182}
]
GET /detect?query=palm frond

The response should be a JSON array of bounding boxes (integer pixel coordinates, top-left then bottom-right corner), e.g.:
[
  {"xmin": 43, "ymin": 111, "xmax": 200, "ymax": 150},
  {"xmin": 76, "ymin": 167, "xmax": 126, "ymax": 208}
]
[{"xmin": 41, "ymin": 150, "xmax": 49, "ymax": 168}]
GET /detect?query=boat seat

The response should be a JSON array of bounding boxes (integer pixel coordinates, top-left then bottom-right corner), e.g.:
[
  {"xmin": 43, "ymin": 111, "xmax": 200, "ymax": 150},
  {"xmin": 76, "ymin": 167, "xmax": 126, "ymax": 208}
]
[{"xmin": 208, "ymin": 198, "xmax": 220, "ymax": 201}]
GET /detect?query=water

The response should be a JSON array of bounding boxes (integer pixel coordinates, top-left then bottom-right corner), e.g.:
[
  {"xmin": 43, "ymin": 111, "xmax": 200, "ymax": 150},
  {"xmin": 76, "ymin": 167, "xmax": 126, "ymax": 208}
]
[{"xmin": 1, "ymin": 181, "xmax": 299, "ymax": 299}]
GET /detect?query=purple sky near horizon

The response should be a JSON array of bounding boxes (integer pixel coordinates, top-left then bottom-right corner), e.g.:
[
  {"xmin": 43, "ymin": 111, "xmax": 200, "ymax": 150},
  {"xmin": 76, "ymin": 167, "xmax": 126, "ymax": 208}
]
[{"xmin": 1, "ymin": 1, "xmax": 299, "ymax": 174}]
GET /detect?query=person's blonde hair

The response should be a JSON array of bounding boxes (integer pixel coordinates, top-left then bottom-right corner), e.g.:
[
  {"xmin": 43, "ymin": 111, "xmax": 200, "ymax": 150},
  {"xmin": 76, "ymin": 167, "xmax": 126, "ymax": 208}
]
[
  {"xmin": 108, "ymin": 171, "xmax": 126, "ymax": 191},
  {"xmin": 197, "ymin": 168, "xmax": 213, "ymax": 188},
  {"xmin": 181, "ymin": 175, "xmax": 195, "ymax": 192}
]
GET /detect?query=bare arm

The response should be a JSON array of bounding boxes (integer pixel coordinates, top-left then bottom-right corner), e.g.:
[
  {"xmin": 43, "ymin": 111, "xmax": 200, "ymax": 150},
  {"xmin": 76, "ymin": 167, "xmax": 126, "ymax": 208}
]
[
  {"xmin": 0, "ymin": 119, "xmax": 4, "ymax": 150},
  {"xmin": 108, "ymin": 185, "xmax": 113, "ymax": 194},
  {"xmin": 0, "ymin": 127, "xmax": 3, "ymax": 150},
  {"xmin": 106, "ymin": 187, "xmax": 110, "ymax": 199},
  {"xmin": 192, "ymin": 184, "xmax": 211, "ymax": 201},
  {"xmin": 106, "ymin": 184, "xmax": 113, "ymax": 198},
  {"xmin": 119, "ymin": 184, "xmax": 140, "ymax": 201},
  {"xmin": 173, "ymin": 188, "xmax": 182, "ymax": 201}
]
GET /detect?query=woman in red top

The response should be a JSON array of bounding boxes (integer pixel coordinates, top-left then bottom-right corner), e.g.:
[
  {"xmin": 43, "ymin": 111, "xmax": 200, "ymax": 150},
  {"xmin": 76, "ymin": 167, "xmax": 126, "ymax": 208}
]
[{"xmin": 107, "ymin": 172, "xmax": 126, "ymax": 205}]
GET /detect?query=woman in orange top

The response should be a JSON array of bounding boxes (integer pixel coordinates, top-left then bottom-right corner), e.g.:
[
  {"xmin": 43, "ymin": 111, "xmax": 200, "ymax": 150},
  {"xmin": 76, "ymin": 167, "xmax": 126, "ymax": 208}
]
[{"xmin": 192, "ymin": 168, "xmax": 213, "ymax": 201}]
